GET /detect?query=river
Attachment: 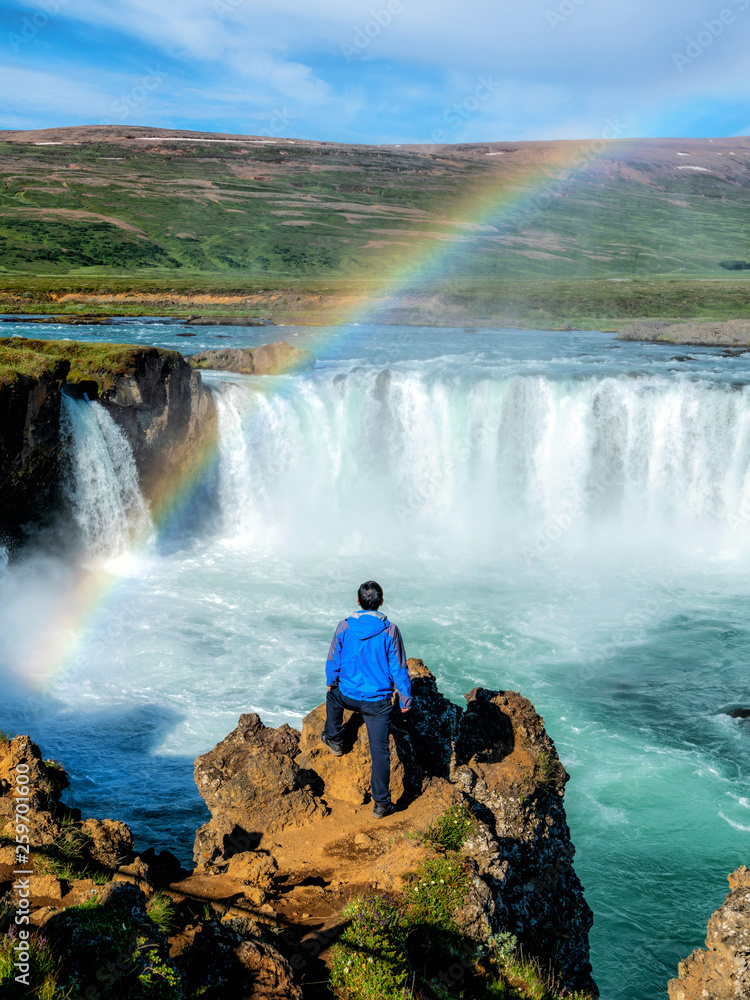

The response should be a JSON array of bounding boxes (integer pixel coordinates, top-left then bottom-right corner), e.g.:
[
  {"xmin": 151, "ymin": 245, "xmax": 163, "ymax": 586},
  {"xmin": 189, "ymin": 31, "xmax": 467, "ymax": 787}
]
[{"xmin": 1, "ymin": 321, "xmax": 749, "ymax": 999}]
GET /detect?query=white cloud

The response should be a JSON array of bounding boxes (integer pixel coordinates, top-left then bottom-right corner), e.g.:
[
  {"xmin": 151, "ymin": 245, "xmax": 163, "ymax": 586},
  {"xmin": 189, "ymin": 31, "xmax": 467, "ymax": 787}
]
[{"xmin": 6, "ymin": 0, "xmax": 750, "ymax": 140}]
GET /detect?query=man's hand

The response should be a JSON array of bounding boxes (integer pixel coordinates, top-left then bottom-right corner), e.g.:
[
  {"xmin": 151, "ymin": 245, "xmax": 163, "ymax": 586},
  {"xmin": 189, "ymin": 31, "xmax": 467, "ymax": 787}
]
[{"xmin": 401, "ymin": 705, "xmax": 410, "ymax": 713}]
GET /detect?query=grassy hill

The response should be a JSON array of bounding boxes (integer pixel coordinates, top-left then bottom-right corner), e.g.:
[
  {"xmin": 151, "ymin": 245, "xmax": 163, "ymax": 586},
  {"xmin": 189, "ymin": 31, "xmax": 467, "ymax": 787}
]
[{"xmin": 0, "ymin": 125, "xmax": 749, "ymax": 326}]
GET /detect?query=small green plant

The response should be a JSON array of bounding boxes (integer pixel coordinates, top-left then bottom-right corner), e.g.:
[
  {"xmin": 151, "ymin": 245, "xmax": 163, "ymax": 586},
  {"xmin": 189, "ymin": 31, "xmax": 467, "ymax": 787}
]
[
  {"xmin": 0, "ymin": 731, "xmax": 11, "ymax": 745},
  {"xmin": 403, "ymin": 855, "xmax": 470, "ymax": 933},
  {"xmin": 34, "ymin": 854, "xmax": 75, "ymax": 881},
  {"xmin": 54, "ymin": 823, "xmax": 89, "ymax": 861},
  {"xmin": 488, "ymin": 931, "xmax": 518, "ymax": 965},
  {"xmin": 329, "ymin": 893, "xmax": 410, "ymax": 1000},
  {"xmin": 421, "ymin": 803, "xmax": 476, "ymax": 853},
  {"xmin": 535, "ymin": 750, "xmax": 557, "ymax": 790},
  {"xmin": 136, "ymin": 938, "xmax": 181, "ymax": 994},
  {"xmin": 146, "ymin": 893, "xmax": 176, "ymax": 934}
]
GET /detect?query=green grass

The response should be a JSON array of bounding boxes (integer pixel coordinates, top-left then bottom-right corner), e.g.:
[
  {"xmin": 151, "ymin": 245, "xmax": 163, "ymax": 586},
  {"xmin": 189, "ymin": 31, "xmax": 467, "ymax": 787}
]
[
  {"xmin": 419, "ymin": 802, "xmax": 476, "ymax": 853},
  {"xmin": 146, "ymin": 894, "xmax": 176, "ymax": 934},
  {"xmin": 330, "ymin": 806, "xmax": 595, "ymax": 1000},
  {"xmin": 0, "ymin": 337, "xmax": 180, "ymax": 391},
  {"xmin": 402, "ymin": 855, "xmax": 471, "ymax": 933},
  {"xmin": 329, "ymin": 894, "xmax": 410, "ymax": 1000}
]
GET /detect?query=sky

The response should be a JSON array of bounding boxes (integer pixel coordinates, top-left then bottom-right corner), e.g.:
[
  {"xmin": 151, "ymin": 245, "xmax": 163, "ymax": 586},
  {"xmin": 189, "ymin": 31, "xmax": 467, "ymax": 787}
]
[{"xmin": 2, "ymin": 0, "xmax": 749, "ymax": 142}]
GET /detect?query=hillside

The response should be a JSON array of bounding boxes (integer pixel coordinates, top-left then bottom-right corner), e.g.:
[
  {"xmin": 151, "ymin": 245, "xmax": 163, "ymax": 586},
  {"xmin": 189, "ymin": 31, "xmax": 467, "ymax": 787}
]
[{"xmin": 0, "ymin": 125, "xmax": 749, "ymax": 325}]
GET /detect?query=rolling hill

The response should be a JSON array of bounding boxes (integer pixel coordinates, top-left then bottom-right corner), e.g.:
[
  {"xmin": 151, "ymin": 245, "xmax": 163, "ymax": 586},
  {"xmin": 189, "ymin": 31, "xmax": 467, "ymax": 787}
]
[{"xmin": 0, "ymin": 125, "xmax": 749, "ymax": 326}]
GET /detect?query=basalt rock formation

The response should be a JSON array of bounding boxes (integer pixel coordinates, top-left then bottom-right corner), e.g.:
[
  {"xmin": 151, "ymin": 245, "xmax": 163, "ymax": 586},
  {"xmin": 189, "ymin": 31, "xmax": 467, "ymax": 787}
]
[
  {"xmin": 668, "ymin": 867, "xmax": 750, "ymax": 1000},
  {"xmin": 187, "ymin": 341, "xmax": 316, "ymax": 376},
  {"xmin": 0, "ymin": 338, "xmax": 216, "ymax": 543},
  {"xmin": 193, "ymin": 658, "xmax": 598, "ymax": 997}
]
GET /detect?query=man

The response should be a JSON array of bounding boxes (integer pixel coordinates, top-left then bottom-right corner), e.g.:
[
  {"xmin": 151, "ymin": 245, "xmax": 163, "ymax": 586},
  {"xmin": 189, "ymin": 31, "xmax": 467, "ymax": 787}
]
[{"xmin": 322, "ymin": 580, "xmax": 412, "ymax": 818}]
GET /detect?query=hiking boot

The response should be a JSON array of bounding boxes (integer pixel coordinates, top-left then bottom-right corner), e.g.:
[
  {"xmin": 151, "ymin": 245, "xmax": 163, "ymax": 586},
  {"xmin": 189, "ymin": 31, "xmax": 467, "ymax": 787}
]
[
  {"xmin": 320, "ymin": 734, "xmax": 344, "ymax": 757},
  {"xmin": 372, "ymin": 802, "xmax": 395, "ymax": 819}
]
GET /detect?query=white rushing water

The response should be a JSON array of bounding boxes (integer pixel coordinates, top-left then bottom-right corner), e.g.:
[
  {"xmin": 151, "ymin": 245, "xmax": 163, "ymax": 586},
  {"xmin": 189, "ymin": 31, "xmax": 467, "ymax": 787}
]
[
  {"xmin": 1, "ymin": 326, "xmax": 750, "ymax": 1000},
  {"xmin": 212, "ymin": 368, "xmax": 750, "ymax": 553},
  {"xmin": 59, "ymin": 394, "xmax": 151, "ymax": 556}
]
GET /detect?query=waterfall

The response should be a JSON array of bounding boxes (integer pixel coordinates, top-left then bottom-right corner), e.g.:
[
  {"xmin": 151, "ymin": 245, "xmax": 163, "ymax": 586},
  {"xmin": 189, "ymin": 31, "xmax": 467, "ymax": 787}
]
[
  {"xmin": 212, "ymin": 370, "xmax": 750, "ymax": 550},
  {"xmin": 60, "ymin": 394, "xmax": 151, "ymax": 556}
]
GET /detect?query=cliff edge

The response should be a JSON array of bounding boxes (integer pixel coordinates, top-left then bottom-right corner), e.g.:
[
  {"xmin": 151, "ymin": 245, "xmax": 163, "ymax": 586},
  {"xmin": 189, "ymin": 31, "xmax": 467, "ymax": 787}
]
[
  {"xmin": 193, "ymin": 658, "xmax": 598, "ymax": 998},
  {"xmin": 0, "ymin": 337, "xmax": 216, "ymax": 543},
  {"xmin": 668, "ymin": 867, "xmax": 750, "ymax": 1000}
]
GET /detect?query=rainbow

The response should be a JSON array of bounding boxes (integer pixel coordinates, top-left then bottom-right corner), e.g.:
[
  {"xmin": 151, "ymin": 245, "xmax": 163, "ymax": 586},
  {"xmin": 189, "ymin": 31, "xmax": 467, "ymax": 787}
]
[{"xmin": 22, "ymin": 135, "xmax": 626, "ymax": 689}]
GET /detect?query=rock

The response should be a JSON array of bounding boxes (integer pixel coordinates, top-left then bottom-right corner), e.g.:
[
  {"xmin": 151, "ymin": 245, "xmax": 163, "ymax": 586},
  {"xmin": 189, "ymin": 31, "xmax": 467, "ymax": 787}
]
[
  {"xmin": 192, "ymin": 662, "xmax": 597, "ymax": 996},
  {"xmin": 27, "ymin": 873, "xmax": 65, "ymax": 901},
  {"xmin": 93, "ymin": 348, "xmax": 217, "ymax": 504},
  {"xmin": 185, "ymin": 315, "xmax": 274, "ymax": 327},
  {"xmin": 225, "ymin": 850, "xmax": 278, "ymax": 890},
  {"xmin": 81, "ymin": 818, "xmax": 134, "ymax": 869},
  {"xmin": 187, "ymin": 341, "xmax": 315, "ymax": 376},
  {"xmin": 235, "ymin": 937, "xmax": 303, "ymax": 999},
  {"xmin": 668, "ymin": 867, "xmax": 750, "ymax": 1000},
  {"xmin": 46, "ymin": 881, "xmax": 179, "ymax": 996},
  {"xmin": 618, "ymin": 319, "xmax": 750, "ymax": 347},
  {"xmin": 182, "ymin": 919, "xmax": 301, "ymax": 999},
  {"xmin": 0, "ymin": 341, "xmax": 216, "ymax": 543},
  {"xmin": 0, "ymin": 361, "xmax": 69, "ymax": 537},
  {"xmin": 449, "ymin": 688, "xmax": 595, "ymax": 996},
  {"xmin": 297, "ymin": 701, "xmax": 409, "ymax": 805},
  {"xmin": 0, "ymin": 735, "xmax": 70, "ymax": 846},
  {"xmin": 193, "ymin": 713, "xmax": 327, "ymax": 863}
]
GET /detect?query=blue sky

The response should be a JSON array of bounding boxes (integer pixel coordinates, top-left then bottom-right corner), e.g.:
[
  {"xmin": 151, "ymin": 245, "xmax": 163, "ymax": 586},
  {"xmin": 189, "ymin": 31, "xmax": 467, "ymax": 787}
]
[{"xmin": 2, "ymin": 0, "xmax": 749, "ymax": 142}]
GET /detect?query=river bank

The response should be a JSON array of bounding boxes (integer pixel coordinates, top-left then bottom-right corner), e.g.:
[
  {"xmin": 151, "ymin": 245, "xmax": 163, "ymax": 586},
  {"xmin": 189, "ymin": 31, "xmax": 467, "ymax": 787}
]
[{"xmin": 2, "ymin": 276, "xmax": 750, "ymax": 331}]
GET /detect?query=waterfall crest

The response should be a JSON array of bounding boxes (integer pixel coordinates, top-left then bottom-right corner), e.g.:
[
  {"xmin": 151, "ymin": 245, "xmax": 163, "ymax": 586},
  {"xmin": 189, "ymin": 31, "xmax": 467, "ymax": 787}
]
[{"xmin": 212, "ymin": 370, "xmax": 750, "ymax": 549}]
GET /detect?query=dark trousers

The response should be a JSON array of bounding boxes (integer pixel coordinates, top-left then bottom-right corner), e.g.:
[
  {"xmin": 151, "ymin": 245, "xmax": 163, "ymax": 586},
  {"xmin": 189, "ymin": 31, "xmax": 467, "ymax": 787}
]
[{"xmin": 324, "ymin": 685, "xmax": 393, "ymax": 806}]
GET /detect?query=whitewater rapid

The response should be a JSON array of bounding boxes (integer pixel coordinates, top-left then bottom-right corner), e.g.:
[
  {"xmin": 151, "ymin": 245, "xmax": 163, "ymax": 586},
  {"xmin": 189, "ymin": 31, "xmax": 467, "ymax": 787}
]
[{"xmin": 1, "ymin": 325, "xmax": 749, "ymax": 1000}]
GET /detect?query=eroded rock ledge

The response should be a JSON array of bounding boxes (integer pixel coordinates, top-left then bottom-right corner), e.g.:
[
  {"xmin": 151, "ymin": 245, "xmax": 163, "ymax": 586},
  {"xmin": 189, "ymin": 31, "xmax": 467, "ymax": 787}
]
[
  {"xmin": 187, "ymin": 341, "xmax": 315, "ymax": 376},
  {"xmin": 193, "ymin": 659, "xmax": 598, "ymax": 997},
  {"xmin": 668, "ymin": 867, "xmax": 750, "ymax": 1000}
]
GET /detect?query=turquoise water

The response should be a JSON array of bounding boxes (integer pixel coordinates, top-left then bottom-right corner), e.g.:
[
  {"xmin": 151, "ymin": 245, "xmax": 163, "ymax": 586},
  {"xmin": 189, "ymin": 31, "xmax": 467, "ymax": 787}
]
[{"xmin": 1, "ymin": 321, "xmax": 749, "ymax": 999}]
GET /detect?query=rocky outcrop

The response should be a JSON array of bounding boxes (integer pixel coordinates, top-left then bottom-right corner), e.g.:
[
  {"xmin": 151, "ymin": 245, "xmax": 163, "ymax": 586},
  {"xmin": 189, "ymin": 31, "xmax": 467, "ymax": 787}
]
[
  {"xmin": 187, "ymin": 341, "xmax": 316, "ymax": 376},
  {"xmin": 0, "ymin": 733, "xmax": 302, "ymax": 1000},
  {"xmin": 193, "ymin": 713, "xmax": 328, "ymax": 863},
  {"xmin": 0, "ymin": 361, "xmax": 70, "ymax": 538},
  {"xmin": 0, "ymin": 339, "xmax": 216, "ymax": 543},
  {"xmin": 618, "ymin": 319, "xmax": 750, "ymax": 347},
  {"xmin": 193, "ymin": 658, "xmax": 597, "ymax": 997},
  {"xmin": 185, "ymin": 315, "xmax": 274, "ymax": 326},
  {"xmin": 668, "ymin": 867, "xmax": 750, "ymax": 1000},
  {"xmin": 91, "ymin": 348, "xmax": 217, "ymax": 504}
]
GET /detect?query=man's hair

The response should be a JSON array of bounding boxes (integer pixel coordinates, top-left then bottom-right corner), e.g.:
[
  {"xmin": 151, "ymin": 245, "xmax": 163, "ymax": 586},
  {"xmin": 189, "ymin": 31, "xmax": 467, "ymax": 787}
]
[{"xmin": 358, "ymin": 580, "xmax": 383, "ymax": 611}]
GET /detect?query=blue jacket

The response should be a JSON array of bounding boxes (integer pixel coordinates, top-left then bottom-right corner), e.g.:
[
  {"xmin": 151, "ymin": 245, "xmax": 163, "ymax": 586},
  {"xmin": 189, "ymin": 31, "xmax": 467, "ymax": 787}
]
[{"xmin": 326, "ymin": 610, "xmax": 412, "ymax": 709}]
